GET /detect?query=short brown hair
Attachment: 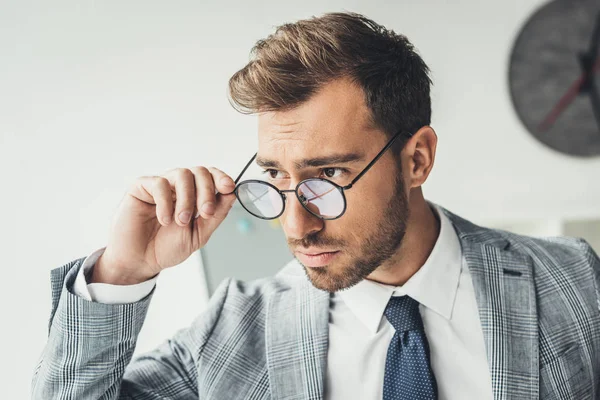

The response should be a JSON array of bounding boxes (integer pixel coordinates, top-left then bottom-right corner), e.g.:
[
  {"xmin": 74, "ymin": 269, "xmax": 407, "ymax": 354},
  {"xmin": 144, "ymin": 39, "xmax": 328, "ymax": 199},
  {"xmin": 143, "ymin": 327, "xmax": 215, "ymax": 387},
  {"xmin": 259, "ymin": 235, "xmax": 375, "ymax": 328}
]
[{"xmin": 228, "ymin": 12, "xmax": 432, "ymax": 147}]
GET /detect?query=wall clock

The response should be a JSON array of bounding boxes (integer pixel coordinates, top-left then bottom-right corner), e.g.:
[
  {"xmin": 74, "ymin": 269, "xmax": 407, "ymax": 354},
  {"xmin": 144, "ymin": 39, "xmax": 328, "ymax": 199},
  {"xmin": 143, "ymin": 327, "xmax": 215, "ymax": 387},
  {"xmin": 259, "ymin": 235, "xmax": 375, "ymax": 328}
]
[{"xmin": 509, "ymin": 0, "xmax": 600, "ymax": 157}]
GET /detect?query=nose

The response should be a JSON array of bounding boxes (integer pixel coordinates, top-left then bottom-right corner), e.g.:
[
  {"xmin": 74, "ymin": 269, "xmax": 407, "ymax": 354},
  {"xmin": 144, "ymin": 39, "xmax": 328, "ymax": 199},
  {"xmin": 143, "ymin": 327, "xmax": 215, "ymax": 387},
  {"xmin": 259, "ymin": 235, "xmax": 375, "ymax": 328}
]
[{"xmin": 280, "ymin": 191, "xmax": 323, "ymax": 240}]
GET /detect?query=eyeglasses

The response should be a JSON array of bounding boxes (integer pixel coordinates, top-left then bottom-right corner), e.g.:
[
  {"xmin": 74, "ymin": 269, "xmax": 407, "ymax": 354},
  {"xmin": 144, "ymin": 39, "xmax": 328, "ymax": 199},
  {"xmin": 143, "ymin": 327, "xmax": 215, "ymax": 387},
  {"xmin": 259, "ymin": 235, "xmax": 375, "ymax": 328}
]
[{"xmin": 232, "ymin": 130, "xmax": 412, "ymax": 220}]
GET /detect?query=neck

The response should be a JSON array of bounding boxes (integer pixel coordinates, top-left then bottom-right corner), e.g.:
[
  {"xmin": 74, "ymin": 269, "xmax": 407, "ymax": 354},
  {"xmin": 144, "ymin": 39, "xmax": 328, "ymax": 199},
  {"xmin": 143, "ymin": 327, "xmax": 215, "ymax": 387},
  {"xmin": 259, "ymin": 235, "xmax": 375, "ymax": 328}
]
[{"xmin": 365, "ymin": 189, "xmax": 441, "ymax": 286}]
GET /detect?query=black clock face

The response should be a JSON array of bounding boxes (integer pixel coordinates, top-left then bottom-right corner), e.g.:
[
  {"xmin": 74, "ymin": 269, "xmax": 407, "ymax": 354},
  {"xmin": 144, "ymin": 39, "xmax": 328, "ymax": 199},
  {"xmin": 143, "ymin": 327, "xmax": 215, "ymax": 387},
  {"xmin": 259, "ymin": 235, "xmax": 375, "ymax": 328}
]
[{"xmin": 509, "ymin": 0, "xmax": 600, "ymax": 157}]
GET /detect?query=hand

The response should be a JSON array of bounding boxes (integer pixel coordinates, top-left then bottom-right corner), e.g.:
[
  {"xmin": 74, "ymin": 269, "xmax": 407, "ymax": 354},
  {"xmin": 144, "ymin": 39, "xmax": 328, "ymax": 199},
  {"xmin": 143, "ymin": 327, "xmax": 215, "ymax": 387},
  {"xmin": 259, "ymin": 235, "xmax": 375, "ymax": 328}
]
[{"xmin": 92, "ymin": 167, "xmax": 237, "ymax": 284}]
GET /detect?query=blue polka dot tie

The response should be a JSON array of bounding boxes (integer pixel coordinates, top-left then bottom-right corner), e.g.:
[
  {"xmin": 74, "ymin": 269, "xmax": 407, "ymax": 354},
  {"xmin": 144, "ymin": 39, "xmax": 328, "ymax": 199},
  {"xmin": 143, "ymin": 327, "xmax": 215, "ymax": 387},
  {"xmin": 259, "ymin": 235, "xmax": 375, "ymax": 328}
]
[{"xmin": 383, "ymin": 296, "xmax": 438, "ymax": 400}]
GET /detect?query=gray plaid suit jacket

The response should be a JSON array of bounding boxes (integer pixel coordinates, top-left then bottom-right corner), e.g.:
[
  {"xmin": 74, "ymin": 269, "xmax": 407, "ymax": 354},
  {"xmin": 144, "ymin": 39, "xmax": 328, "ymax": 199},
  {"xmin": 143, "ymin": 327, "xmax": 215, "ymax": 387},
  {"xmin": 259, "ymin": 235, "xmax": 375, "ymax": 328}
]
[{"xmin": 32, "ymin": 207, "xmax": 600, "ymax": 400}]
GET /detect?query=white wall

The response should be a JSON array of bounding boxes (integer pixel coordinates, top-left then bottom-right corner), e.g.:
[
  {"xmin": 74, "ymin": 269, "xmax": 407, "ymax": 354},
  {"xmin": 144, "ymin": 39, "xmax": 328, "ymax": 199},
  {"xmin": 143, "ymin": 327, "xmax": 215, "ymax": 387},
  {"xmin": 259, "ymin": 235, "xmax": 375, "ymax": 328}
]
[{"xmin": 1, "ymin": 0, "xmax": 599, "ymax": 398}]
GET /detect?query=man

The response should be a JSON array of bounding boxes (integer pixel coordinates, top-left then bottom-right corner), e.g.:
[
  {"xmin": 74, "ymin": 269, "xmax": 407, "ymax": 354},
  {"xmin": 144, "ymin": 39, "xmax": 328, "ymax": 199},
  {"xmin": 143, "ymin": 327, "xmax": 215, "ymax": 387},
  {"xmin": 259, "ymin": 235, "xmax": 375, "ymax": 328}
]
[{"xmin": 32, "ymin": 12, "xmax": 599, "ymax": 400}]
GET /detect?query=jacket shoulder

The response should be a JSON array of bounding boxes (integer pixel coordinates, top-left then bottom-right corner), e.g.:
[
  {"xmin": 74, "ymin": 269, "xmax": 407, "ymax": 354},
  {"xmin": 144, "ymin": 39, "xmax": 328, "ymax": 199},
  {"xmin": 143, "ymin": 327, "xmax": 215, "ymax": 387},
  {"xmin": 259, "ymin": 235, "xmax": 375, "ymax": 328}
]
[
  {"xmin": 442, "ymin": 205, "xmax": 597, "ymax": 306},
  {"xmin": 501, "ymin": 230, "xmax": 590, "ymax": 262}
]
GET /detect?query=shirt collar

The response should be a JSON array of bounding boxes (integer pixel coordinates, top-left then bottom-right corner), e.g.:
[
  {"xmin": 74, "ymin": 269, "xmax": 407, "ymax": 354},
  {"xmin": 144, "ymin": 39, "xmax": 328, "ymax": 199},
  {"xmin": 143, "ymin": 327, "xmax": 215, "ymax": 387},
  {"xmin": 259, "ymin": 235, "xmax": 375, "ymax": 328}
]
[{"xmin": 336, "ymin": 202, "xmax": 463, "ymax": 334}]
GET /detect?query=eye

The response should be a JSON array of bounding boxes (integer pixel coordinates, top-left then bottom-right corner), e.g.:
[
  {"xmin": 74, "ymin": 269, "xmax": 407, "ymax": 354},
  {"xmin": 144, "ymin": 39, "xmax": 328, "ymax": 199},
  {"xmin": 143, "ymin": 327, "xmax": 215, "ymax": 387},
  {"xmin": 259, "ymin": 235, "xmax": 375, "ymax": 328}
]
[
  {"xmin": 322, "ymin": 168, "xmax": 346, "ymax": 179},
  {"xmin": 261, "ymin": 169, "xmax": 286, "ymax": 180}
]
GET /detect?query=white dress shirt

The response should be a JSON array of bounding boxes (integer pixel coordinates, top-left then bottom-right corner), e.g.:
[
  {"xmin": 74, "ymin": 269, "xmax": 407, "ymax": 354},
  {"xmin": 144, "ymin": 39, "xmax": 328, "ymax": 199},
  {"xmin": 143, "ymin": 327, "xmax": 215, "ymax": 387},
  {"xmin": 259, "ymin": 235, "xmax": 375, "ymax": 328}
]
[
  {"xmin": 326, "ymin": 204, "xmax": 493, "ymax": 399},
  {"xmin": 74, "ymin": 203, "xmax": 493, "ymax": 399},
  {"xmin": 73, "ymin": 247, "xmax": 158, "ymax": 304}
]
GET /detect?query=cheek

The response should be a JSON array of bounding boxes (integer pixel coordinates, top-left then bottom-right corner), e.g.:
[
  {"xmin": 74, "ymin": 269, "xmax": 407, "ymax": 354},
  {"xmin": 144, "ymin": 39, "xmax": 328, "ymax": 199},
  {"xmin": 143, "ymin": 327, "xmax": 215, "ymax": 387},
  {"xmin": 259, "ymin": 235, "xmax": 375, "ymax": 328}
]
[
  {"xmin": 329, "ymin": 188, "xmax": 389, "ymax": 243},
  {"xmin": 346, "ymin": 182, "xmax": 392, "ymax": 220}
]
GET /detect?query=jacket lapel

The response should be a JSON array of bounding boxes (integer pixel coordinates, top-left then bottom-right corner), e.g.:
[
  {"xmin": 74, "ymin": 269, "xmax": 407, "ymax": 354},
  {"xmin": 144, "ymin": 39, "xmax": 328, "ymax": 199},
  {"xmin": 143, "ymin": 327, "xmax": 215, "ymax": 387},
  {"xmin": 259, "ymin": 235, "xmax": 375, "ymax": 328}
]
[
  {"xmin": 266, "ymin": 279, "xmax": 330, "ymax": 400},
  {"xmin": 444, "ymin": 209, "xmax": 539, "ymax": 400}
]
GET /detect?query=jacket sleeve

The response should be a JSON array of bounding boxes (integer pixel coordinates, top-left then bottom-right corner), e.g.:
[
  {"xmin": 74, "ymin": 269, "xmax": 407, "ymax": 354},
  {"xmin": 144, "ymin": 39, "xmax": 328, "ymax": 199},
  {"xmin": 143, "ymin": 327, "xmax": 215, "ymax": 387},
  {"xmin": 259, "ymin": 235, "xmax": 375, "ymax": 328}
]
[{"xmin": 31, "ymin": 257, "xmax": 230, "ymax": 400}]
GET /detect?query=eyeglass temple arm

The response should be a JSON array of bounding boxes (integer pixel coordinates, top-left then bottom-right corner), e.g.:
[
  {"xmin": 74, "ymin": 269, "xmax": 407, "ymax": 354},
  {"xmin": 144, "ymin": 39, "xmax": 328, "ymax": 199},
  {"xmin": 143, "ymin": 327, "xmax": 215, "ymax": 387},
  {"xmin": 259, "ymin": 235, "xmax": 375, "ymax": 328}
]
[
  {"xmin": 234, "ymin": 153, "xmax": 258, "ymax": 185},
  {"xmin": 342, "ymin": 130, "xmax": 410, "ymax": 190}
]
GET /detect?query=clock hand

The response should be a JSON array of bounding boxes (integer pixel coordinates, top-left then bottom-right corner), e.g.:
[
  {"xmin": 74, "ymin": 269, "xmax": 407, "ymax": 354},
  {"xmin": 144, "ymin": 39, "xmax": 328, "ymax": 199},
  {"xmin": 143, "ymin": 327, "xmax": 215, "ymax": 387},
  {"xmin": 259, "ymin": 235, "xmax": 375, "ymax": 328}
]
[
  {"xmin": 586, "ymin": 12, "xmax": 600, "ymax": 58},
  {"xmin": 537, "ymin": 55, "xmax": 600, "ymax": 133},
  {"xmin": 538, "ymin": 12, "xmax": 600, "ymax": 133},
  {"xmin": 588, "ymin": 75, "xmax": 600, "ymax": 135},
  {"xmin": 583, "ymin": 12, "xmax": 600, "ymax": 133},
  {"xmin": 579, "ymin": 12, "xmax": 600, "ymax": 94}
]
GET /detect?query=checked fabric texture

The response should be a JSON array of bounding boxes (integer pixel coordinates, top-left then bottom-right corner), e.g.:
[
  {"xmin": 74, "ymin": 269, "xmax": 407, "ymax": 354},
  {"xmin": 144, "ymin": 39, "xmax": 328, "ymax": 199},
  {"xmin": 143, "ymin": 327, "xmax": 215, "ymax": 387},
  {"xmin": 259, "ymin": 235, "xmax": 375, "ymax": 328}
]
[{"xmin": 383, "ymin": 295, "xmax": 438, "ymax": 400}]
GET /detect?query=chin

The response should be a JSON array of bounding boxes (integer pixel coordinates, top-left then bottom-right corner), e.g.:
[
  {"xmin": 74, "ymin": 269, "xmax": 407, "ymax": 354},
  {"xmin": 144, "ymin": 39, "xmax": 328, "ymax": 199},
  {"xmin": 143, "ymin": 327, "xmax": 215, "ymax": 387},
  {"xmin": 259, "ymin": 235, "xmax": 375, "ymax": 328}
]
[
  {"xmin": 301, "ymin": 261, "xmax": 363, "ymax": 293},
  {"xmin": 306, "ymin": 270, "xmax": 337, "ymax": 292}
]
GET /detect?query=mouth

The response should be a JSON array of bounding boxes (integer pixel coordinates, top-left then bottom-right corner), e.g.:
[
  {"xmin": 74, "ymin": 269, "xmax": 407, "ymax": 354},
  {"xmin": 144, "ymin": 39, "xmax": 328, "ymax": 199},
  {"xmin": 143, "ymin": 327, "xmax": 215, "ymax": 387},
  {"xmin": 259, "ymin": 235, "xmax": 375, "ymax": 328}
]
[{"xmin": 295, "ymin": 250, "xmax": 340, "ymax": 268}]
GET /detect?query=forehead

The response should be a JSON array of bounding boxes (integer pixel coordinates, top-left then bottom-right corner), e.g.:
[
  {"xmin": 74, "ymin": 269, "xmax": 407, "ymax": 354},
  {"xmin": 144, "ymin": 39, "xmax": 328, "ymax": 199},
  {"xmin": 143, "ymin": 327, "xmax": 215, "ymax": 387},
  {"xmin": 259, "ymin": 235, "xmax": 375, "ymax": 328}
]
[{"xmin": 257, "ymin": 79, "xmax": 382, "ymax": 161}]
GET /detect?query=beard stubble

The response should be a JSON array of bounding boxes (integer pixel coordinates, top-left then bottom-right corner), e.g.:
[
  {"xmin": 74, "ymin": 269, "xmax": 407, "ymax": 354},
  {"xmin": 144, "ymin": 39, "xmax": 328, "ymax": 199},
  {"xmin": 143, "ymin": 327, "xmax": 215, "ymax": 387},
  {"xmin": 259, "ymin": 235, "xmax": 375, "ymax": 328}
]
[{"xmin": 292, "ymin": 171, "xmax": 409, "ymax": 292}]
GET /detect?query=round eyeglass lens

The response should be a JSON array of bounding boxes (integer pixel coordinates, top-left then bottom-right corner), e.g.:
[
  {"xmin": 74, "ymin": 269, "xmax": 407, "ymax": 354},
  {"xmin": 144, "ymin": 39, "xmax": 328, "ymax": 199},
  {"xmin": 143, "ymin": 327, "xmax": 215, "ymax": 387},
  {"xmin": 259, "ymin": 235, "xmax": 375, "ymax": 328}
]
[
  {"xmin": 297, "ymin": 179, "xmax": 345, "ymax": 219},
  {"xmin": 236, "ymin": 182, "xmax": 284, "ymax": 219}
]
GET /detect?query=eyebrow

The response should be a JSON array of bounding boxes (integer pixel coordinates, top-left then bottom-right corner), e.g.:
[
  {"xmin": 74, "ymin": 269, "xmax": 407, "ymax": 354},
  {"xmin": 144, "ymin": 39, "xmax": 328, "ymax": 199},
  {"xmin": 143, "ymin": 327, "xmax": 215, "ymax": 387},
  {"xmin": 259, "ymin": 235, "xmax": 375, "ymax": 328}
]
[{"xmin": 256, "ymin": 153, "xmax": 365, "ymax": 170}]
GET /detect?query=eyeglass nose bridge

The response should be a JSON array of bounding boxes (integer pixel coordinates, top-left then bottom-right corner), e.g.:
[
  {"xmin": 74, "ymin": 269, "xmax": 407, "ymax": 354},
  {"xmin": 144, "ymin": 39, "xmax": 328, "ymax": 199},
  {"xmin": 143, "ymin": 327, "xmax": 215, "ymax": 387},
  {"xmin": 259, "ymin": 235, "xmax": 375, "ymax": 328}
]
[
  {"xmin": 278, "ymin": 187, "xmax": 317, "ymax": 223},
  {"xmin": 280, "ymin": 189, "xmax": 313, "ymax": 212},
  {"xmin": 279, "ymin": 189, "xmax": 305, "ymax": 203}
]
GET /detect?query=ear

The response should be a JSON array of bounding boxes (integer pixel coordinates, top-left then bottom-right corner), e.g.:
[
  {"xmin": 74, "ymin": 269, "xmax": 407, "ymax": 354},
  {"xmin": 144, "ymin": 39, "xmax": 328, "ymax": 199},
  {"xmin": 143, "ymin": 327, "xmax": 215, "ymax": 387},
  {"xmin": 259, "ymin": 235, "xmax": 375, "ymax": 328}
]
[{"xmin": 401, "ymin": 126, "xmax": 437, "ymax": 189}]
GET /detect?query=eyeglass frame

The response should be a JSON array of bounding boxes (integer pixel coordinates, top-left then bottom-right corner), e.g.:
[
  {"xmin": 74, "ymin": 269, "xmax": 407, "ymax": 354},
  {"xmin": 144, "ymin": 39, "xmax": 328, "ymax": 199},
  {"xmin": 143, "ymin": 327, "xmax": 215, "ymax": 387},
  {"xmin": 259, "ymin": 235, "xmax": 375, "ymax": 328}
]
[{"xmin": 231, "ymin": 129, "xmax": 413, "ymax": 221}]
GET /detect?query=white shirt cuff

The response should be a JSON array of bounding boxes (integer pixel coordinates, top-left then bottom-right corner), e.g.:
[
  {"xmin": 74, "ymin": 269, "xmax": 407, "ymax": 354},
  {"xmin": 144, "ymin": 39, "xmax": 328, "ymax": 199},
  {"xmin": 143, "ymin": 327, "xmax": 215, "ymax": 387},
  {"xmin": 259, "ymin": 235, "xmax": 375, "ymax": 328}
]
[{"xmin": 73, "ymin": 246, "xmax": 158, "ymax": 304}]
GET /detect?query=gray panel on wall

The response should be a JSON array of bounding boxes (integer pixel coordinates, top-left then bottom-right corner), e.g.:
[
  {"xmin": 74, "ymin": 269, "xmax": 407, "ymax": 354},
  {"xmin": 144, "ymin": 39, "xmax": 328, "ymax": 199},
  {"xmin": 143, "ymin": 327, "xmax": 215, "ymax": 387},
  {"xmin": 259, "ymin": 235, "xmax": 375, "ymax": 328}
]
[
  {"xmin": 200, "ymin": 203, "xmax": 294, "ymax": 295},
  {"xmin": 564, "ymin": 219, "xmax": 600, "ymax": 253}
]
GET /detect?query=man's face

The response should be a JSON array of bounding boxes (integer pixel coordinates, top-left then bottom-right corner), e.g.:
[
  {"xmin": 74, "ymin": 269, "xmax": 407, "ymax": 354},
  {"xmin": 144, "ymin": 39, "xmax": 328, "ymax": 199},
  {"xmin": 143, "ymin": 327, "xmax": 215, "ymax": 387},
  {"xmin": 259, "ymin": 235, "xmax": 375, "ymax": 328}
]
[{"xmin": 257, "ymin": 78, "xmax": 410, "ymax": 292}]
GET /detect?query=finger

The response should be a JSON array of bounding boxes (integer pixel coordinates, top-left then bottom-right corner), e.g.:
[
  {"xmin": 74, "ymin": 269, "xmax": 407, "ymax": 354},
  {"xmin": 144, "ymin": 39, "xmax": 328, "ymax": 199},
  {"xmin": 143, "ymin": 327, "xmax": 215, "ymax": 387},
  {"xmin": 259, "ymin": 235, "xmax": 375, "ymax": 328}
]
[
  {"xmin": 163, "ymin": 168, "xmax": 196, "ymax": 226},
  {"xmin": 200, "ymin": 192, "xmax": 237, "ymax": 234},
  {"xmin": 206, "ymin": 167, "xmax": 237, "ymax": 220},
  {"xmin": 214, "ymin": 192, "xmax": 237, "ymax": 219},
  {"xmin": 207, "ymin": 167, "xmax": 236, "ymax": 195},
  {"xmin": 133, "ymin": 176, "xmax": 174, "ymax": 226},
  {"xmin": 189, "ymin": 166, "xmax": 217, "ymax": 220}
]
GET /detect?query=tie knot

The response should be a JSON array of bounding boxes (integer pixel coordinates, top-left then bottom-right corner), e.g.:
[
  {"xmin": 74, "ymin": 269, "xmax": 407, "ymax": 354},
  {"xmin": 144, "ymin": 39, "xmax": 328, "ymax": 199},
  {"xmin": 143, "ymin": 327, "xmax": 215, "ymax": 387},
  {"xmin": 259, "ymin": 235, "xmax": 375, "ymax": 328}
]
[{"xmin": 384, "ymin": 296, "xmax": 423, "ymax": 332}]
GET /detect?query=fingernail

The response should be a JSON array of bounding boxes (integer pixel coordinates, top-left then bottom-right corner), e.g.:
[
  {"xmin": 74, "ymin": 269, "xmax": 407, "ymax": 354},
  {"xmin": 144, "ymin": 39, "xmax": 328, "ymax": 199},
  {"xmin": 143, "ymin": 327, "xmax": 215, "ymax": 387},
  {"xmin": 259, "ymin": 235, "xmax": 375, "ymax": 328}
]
[
  {"xmin": 202, "ymin": 202, "xmax": 215, "ymax": 216},
  {"xmin": 220, "ymin": 177, "xmax": 234, "ymax": 187},
  {"xmin": 179, "ymin": 211, "xmax": 191, "ymax": 224}
]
